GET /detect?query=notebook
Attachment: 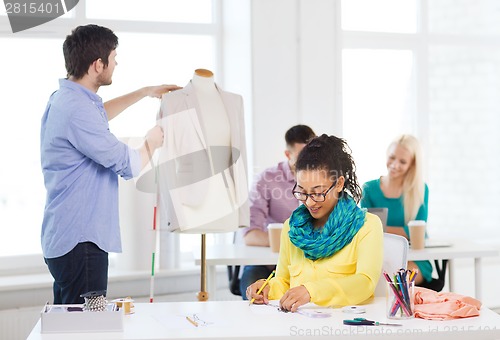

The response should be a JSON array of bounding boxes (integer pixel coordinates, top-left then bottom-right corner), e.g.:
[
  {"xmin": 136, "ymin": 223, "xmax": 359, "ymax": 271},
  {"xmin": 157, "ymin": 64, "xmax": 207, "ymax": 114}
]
[{"xmin": 367, "ymin": 208, "xmax": 388, "ymax": 232}]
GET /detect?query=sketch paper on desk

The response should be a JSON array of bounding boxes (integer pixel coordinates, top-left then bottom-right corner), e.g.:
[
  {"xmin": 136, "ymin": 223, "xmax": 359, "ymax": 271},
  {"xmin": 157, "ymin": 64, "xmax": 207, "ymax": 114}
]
[
  {"xmin": 155, "ymin": 313, "xmax": 229, "ymax": 329},
  {"xmin": 251, "ymin": 301, "xmax": 332, "ymax": 318},
  {"xmin": 249, "ymin": 303, "xmax": 281, "ymax": 315}
]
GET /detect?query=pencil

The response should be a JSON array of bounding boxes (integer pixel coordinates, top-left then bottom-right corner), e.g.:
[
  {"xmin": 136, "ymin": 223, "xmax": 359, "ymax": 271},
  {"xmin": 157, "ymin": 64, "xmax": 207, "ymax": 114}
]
[
  {"xmin": 186, "ymin": 316, "xmax": 198, "ymax": 327},
  {"xmin": 249, "ymin": 270, "xmax": 275, "ymax": 306},
  {"xmin": 409, "ymin": 269, "xmax": 419, "ymax": 283},
  {"xmin": 383, "ymin": 272, "xmax": 412, "ymax": 317}
]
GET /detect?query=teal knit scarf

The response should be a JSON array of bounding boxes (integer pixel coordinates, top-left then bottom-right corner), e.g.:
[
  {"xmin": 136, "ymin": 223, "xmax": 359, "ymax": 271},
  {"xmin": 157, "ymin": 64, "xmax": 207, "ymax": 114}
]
[{"xmin": 288, "ymin": 195, "xmax": 366, "ymax": 261}]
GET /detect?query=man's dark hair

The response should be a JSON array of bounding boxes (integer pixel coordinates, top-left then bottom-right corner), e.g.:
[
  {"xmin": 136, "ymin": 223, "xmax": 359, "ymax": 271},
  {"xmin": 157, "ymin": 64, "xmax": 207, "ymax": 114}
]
[
  {"xmin": 295, "ymin": 134, "xmax": 362, "ymax": 203},
  {"xmin": 63, "ymin": 24, "xmax": 118, "ymax": 79},
  {"xmin": 285, "ymin": 125, "xmax": 316, "ymax": 147}
]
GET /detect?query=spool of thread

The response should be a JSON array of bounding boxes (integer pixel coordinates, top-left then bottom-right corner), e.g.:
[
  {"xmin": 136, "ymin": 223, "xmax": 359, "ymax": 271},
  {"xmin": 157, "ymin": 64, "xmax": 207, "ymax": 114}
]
[{"xmin": 112, "ymin": 297, "xmax": 135, "ymax": 314}]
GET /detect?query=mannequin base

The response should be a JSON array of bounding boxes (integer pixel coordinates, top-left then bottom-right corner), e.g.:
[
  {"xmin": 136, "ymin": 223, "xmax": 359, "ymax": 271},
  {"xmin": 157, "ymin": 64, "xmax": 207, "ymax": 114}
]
[{"xmin": 197, "ymin": 291, "xmax": 209, "ymax": 301}]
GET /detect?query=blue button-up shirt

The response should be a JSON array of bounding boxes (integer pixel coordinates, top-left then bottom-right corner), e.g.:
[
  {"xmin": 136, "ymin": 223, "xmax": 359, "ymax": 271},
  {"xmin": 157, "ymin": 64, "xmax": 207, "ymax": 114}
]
[{"xmin": 40, "ymin": 79, "xmax": 140, "ymax": 258}]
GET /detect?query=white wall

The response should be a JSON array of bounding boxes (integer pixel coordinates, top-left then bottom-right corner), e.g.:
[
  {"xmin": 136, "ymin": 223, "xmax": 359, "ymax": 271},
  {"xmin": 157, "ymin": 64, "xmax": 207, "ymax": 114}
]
[
  {"xmin": 251, "ymin": 0, "xmax": 340, "ymax": 174},
  {"xmin": 221, "ymin": 0, "xmax": 254, "ymax": 178}
]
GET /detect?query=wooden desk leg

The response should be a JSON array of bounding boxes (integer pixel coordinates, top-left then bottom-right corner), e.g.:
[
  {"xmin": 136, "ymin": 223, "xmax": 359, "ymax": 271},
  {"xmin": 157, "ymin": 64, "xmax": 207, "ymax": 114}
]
[
  {"xmin": 475, "ymin": 257, "xmax": 482, "ymax": 301},
  {"xmin": 448, "ymin": 259, "xmax": 455, "ymax": 292}
]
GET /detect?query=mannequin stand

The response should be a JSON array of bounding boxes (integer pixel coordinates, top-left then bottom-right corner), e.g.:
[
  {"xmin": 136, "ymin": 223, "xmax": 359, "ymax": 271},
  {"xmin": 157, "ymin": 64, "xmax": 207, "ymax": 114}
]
[{"xmin": 197, "ymin": 234, "xmax": 209, "ymax": 301}]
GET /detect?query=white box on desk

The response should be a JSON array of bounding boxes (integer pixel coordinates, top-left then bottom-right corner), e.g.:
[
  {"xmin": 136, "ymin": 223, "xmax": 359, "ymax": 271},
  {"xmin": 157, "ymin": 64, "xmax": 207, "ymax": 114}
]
[{"xmin": 40, "ymin": 304, "xmax": 123, "ymax": 333}]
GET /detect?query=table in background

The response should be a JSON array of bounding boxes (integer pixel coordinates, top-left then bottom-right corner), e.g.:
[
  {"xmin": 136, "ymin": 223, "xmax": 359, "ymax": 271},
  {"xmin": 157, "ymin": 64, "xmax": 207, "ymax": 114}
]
[
  {"xmin": 27, "ymin": 298, "xmax": 500, "ymax": 339},
  {"xmin": 194, "ymin": 244, "xmax": 278, "ymax": 298},
  {"xmin": 408, "ymin": 239, "xmax": 498, "ymax": 300},
  {"xmin": 194, "ymin": 240, "xmax": 498, "ymax": 300}
]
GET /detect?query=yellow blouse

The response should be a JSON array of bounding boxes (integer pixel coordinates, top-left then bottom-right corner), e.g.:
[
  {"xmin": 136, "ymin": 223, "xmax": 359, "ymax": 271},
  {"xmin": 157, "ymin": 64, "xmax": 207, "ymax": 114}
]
[{"xmin": 268, "ymin": 212, "xmax": 383, "ymax": 307}]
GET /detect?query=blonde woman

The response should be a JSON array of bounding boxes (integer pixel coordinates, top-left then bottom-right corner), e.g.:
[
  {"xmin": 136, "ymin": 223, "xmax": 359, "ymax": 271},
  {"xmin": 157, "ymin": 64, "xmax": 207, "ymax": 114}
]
[{"xmin": 361, "ymin": 134, "xmax": 432, "ymax": 285}]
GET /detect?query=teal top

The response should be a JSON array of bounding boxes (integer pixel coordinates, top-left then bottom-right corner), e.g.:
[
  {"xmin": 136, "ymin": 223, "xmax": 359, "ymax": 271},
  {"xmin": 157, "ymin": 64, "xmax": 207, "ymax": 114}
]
[{"xmin": 360, "ymin": 178, "xmax": 432, "ymax": 282}]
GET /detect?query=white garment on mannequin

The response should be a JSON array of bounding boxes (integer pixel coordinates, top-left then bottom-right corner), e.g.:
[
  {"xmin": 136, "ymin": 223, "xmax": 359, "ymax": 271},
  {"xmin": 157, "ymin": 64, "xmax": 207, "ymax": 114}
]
[
  {"xmin": 191, "ymin": 72, "xmax": 231, "ymax": 169},
  {"xmin": 135, "ymin": 70, "xmax": 250, "ymax": 234}
]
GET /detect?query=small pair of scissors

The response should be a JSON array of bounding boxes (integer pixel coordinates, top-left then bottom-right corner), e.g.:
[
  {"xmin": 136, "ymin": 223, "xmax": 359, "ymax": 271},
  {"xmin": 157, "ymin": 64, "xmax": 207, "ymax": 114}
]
[{"xmin": 343, "ymin": 318, "xmax": 402, "ymax": 326}]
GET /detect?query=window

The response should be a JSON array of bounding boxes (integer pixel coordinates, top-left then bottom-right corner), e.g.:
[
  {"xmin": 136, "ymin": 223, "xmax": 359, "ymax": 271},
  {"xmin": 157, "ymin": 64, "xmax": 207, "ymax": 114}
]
[
  {"xmin": 0, "ymin": 38, "xmax": 65, "ymax": 256},
  {"xmin": 340, "ymin": 0, "xmax": 500, "ymax": 243},
  {"xmin": 0, "ymin": 1, "xmax": 219, "ymax": 262},
  {"xmin": 106, "ymin": 32, "xmax": 216, "ymax": 137},
  {"xmin": 341, "ymin": 0, "xmax": 417, "ymax": 34},
  {"xmin": 342, "ymin": 49, "xmax": 415, "ymax": 185},
  {"xmin": 428, "ymin": 0, "xmax": 500, "ymax": 36},
  {"xmin": 426, "ymin": 0, "xmax": 500, "ymax": 240},
  {"xmin": 427, "ymin": 46, "xmax": 500, "ymax": 238},
  {"xmin": 86, "ymin": 0, "xmax": 213, "ymax": 23}
]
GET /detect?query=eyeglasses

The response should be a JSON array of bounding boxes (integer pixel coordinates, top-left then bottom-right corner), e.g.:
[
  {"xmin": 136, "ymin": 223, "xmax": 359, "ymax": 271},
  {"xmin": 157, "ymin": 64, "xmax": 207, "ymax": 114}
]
[{"xmin": 292, "ymin": 180, "xmax": 337, "ymax": 202}]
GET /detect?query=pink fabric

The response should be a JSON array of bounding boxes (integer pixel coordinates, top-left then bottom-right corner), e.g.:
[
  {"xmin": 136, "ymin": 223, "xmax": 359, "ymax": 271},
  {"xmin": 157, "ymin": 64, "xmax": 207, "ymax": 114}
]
[{"xmin": 412, "ymin": 287, "xmax": 482, "ymax": 320}]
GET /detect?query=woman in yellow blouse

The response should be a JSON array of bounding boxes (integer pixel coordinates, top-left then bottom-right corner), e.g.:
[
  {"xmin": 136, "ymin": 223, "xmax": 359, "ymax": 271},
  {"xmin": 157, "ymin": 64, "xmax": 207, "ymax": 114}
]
[{"xmin": 246, "ymin": 134, "xmax": 383, "ymax": 311}]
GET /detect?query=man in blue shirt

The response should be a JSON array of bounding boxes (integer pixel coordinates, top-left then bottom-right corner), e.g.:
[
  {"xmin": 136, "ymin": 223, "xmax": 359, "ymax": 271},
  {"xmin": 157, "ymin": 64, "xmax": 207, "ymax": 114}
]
[{"xmin": 40, "ymin": 24, "xmax": 180, "ymax": 304}]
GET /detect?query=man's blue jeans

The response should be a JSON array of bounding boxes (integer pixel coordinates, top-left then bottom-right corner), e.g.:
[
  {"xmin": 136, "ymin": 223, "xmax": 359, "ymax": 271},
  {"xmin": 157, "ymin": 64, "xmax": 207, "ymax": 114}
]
[
  {"xmin": 239, "ymin": 265, "xmax": 275, "ymax": 300},
  {"xmin": 44, "ymin": 242, "xmax": 108, "ymax": 304}
]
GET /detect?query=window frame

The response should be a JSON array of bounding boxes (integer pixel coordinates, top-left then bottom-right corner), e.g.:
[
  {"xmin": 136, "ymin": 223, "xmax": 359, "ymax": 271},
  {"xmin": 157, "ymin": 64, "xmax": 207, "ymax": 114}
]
[
  {"xmin": 337, "ymin": 0, "xmax": 500, "ymax": 242},
  {"xmin": 336, "ymin": 0, "xmax": 430, "ymax": 180},
  {"xmin": 0, "ymin": 0, "xmax": 222, "ymax": 274}
]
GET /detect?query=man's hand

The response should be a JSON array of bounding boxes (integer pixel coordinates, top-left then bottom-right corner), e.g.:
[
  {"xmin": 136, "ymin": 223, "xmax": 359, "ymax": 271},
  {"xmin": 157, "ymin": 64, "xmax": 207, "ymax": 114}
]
[
  {"xmin": 145, "ymin": 84, "xmax": 182, "ymax": 98},
  {"xmin": 279, "ymin": 285, "xmax": 310, "ymax": 312},
  {"xmin": 105, "ymin": 84, "xmax": 181, "ymax": 120},
  {"xmin": 145, "ymin": 125, "xmax": 164, "ymax": 151}
]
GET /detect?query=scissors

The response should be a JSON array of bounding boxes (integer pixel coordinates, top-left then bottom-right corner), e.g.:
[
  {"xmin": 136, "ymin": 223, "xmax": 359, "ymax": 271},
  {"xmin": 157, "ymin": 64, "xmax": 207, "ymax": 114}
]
[{"xmin": 343, "ymin": 318, "xmax": 402, "ymax": 326}]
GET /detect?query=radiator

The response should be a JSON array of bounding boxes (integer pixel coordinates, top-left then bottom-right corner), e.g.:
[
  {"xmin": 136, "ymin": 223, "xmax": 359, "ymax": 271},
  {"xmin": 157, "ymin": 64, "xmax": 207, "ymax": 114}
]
[{"xmin": 0, "ymin": 307, "xmax": 40, "ymax": 340}]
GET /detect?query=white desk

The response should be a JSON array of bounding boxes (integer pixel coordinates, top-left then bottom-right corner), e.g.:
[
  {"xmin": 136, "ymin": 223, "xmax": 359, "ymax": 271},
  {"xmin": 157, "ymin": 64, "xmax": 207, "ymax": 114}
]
[
  {"xmin": 194, "ymin": 240, "xmax": 498, "ymax": 300},
  {"xmin": 27, "ymin": 299, "xmax": 500, "ymax": 339}
]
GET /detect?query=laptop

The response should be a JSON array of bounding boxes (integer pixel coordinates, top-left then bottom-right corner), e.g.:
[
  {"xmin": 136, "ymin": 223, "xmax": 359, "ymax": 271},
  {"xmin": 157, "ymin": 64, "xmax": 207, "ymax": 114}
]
[
  {"xmin": 425, "ymin": 239, "xmax": 453, "ymax": 248},
  {"xmin": 367, "ymin": 208, "xmax": 388, "ymax": 232}
]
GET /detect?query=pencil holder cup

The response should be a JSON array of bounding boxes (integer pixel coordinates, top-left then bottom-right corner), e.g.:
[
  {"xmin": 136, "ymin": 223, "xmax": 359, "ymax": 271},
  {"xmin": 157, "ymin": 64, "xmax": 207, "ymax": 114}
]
[{"xmin": 386, "ymin": 281, "xmax": 414, "ymax": 319}]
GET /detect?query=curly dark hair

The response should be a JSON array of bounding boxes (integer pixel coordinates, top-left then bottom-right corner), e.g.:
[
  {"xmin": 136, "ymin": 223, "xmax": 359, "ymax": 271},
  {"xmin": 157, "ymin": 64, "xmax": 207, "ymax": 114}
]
[
  {"xmin": 295, "ymin": 134, "xmax": 362, "ymax": 203},
  {"xmin": 63, "ymin": 24, "xmax": 118, "ymax": 79}
]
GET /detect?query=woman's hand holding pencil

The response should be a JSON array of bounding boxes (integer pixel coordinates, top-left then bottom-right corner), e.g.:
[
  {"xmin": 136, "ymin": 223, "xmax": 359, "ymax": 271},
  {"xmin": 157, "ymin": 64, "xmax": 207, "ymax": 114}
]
[{"xmin": 247, "ymin": 270, "xmax": 275, "ymax": 305}]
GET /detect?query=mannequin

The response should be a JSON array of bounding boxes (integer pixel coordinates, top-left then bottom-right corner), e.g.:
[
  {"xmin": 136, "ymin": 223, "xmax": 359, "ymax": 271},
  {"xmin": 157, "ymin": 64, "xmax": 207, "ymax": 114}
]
[
  {"xmin": 136, "ymin": 69, "xmax": 250, "ymax": 234},
  {"xmin": 191, "ymin": 69, "xmax": 231, "ymax": 170},
  {"xmin": 193, "ymin": 68, "xmax": 213, "ymax": 77}
]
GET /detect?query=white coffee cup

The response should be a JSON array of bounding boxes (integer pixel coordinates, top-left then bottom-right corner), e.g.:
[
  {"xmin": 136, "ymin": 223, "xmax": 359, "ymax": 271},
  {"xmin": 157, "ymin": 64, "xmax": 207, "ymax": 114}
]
[
  {"xmin": 267, "ymin": 223, "xmax": 283, "ymax": 253},
  {"xmin": 408, "ymin": 220, "xmax": 426, "ymax": 250}
]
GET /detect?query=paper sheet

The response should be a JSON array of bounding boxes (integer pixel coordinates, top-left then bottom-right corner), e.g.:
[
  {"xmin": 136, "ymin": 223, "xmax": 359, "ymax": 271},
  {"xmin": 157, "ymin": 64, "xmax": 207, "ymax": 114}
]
[
  {"xmin": 250, "ymin": 301, "xmax": 332, "ymax": 318},
  {"xmin": 152, "ymin": 312, "xmax": 231, "ymax": 330}
]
